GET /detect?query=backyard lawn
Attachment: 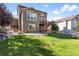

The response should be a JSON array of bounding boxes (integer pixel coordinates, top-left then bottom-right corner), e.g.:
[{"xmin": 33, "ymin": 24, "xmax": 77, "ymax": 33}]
[{"xmin": 0, "ymin": 33, "xmax": 79, "ymax": 56}]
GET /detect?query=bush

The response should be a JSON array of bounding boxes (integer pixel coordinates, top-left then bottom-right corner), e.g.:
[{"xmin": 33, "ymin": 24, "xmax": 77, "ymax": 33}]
[
  {"xmin": 51, "ymin": 21, "xmax": 59, "ymax": 32},
  {"xmin": 18, "ymin": 31, "xmax": 23, "ymax": 35}
]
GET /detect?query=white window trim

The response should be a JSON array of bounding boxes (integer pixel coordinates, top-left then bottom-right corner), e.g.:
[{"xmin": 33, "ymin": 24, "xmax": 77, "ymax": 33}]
[
  {"xmin": 26, "ymin": 11, "xmax": 37, "ymax": 21},
  {"xmin": 28, "ymin": 24, "xmax": 36, "ymax": 30}
]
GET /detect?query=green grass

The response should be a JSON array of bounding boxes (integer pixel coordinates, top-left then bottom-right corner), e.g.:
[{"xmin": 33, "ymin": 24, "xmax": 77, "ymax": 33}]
[{"xmin": 0, "ymin": 33, "xmax": 79, "ymax": 56}]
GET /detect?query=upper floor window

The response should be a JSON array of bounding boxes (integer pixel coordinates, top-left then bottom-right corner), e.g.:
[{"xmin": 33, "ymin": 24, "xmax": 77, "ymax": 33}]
[
  {"xmin": 26, "ymin": 11, "xmax": 37, "ymax": 21},
  {"xmin": 26, "ymin": 12, "xmax": 30, "ymax": 20}
]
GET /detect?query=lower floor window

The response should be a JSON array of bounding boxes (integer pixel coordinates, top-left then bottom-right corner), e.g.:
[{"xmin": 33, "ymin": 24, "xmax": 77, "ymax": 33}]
[{"xmin": 28, "ymin": 24, "xmax": 35, "ymax": 30}]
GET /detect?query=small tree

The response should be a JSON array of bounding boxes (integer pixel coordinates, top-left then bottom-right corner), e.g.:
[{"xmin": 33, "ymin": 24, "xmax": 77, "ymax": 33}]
[
  {"xmin": 0, "ymin": 3, "xmax": 13, "ymax": 35},
  {"xmin": 51, "ymin": 21, "xmax": 59, "ymax": 32},
  {"xmin": 0, "ymin": 3, "xmax": 13, "ymax": 27}
]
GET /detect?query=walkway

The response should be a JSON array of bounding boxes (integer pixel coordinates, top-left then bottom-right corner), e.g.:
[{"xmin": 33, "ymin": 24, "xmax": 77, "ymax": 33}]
[
  {"xmin": 13, "ymin": 32, "xmax": 47, "ymax": 36},
  {"xmin": 12, "ymin": 33, "xmax": 47, "ymax": 36}
]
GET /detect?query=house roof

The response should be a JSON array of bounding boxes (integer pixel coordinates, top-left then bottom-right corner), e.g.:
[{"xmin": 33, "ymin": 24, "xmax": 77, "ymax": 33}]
[
  {"xmin": 55, "ymin": 16, "xmax": 76, "ymax": 23},
  {"xmin": 22, "ymin": 8, "xmax": 41, "ymax": 14},
  {"xmin": 18, "ymin": 5, "xmax": 28, "ymax": 8},
  {"xmin": 18, "ymin": 5, "xmax": 47, "ymax": 14}
]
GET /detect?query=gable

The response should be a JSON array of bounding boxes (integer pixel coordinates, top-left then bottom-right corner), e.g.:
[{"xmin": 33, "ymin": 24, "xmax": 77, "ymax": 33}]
[
  {"xmin": 55, "ymin": 16, "xmax": 76, "ymax": 23},
  {"xmin": 17, "ymin": 5, "xmax": 47, "ymax": 17},
  {"xmin": 22, "ymin": 8, "xmax": 40, "ymax": 15}
]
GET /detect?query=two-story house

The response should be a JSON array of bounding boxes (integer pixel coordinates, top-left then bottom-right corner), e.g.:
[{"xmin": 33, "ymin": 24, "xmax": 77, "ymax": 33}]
[{"xmin": 17, "ymin": 5, "xmax": 47, "ymax": 33}]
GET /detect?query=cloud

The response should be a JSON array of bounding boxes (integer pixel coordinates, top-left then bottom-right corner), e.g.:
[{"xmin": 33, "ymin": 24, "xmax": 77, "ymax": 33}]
[
  {"xmin": 52, "ymin": 16, "xmax": 63, "ymax": 20},
  {"xmin": 68, "ymin": 5, "xmax": 78, "ymax": 11},
  {"xmin": 43, "ymin": 4, "xmax": 49, "ymax": 7},
  {"xmin": 52, "ymin": 4, "xmax": 79, "ymax": 15},
  {"xmin": 48, "ymin": 16, "xmax": 64, "ymax": 21},
  {"xmin": 52, "ymin": 9, "xmax": 60, "ymax": 14},
  {"xmin": 60, "ymin": 4, "xmax": 70, "ymax": 12}
]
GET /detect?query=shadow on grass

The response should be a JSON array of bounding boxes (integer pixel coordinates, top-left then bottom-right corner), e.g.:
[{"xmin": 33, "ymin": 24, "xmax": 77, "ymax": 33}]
[
  {"xmin": 47, "ymin": 32, "xmax": 78, "ymax": 39},
  {"xmin": 8, "ymin": 35, "xmax": 56, "ymax": 56},
  {"xmin": 0, "ymin": 39, "xmax": 8, "ymax": 56}
]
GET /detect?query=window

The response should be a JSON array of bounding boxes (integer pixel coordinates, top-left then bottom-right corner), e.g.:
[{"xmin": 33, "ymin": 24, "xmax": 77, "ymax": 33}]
[
  {"xmin": 28, "ymin": 24, "xmax": 35, "ymax": 30},
  {"xmin": 26, "ymin": 12, "xmax": 30, "ymax": 20},
  {"xmin": 33, "ymin": 14, "xmax": 37, "ymax": 20},
  {"xmin": 34, "ymin": 17, "xmax": 36, "ymax": 20},
  {"xmin": 26, "ymin": 11, "xmax": 37, "ymax": 20},
  {"xmin": 30, "ymin": 14, "xmax": 33, "ymax": 20}
]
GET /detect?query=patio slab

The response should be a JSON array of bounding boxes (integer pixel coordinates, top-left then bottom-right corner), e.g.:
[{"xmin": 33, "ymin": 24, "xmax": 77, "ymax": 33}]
[
  {"xmin": 23, "ymin": 33, "xmax": 48, "ymax": 36},
  {"xmin": 13, "ymin": 33, "xmax": 47, "ymax": 36}
]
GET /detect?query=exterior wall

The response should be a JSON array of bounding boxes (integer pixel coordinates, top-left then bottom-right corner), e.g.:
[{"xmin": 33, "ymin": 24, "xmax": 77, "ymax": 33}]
[
  {"xmin": 71, "ymin": 19, "xmax": 77, "ymax": 30},
  {"xmin": 22, "ymin": 10, "xmax": 40, "ymax": 32},
  {"xmin": 23, "ymin": 20, "xmax": 40, "ymax": 32},
  {"xmin": 68, "ymin": 20, "xmax": 71, "ymax": 30},
  {"xmin": 17, "ymin": 5, "xmax": 24, "ymax": 31},
  {"xmin": 57, "ymin": 20, "xmax": 72, "ymax": 31},
  {"xmin": 47, "ymin": 25, "xmax": 51, "ymax": 31},
  {"xmin": 38, "ymin": 12, "xmax": 47, "ymax": 32},
  {"xmin": 57, "ymin": 21, "xmax": 66, "ymax": 31},
  {"xmin": 21, "ymin": 11, "xmax": 24, "ymax": 32}
]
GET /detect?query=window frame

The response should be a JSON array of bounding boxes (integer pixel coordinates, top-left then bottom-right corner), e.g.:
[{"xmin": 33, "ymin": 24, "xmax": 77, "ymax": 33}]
[
  {"xmin": 28, "ymin": 24, "xmax": 36, "ymax": 30},
  {"xmin": 26, "ymin": 11, "xmax": 37, "ymax": 21}
]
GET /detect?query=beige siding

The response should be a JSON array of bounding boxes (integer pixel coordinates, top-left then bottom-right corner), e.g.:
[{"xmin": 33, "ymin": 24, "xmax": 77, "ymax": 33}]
[
  {"xmin": 17, "ymin": 5, "xmax": 47, "ymax": 33},
  {"xmin": 22, "ymin": 10, "xmax": 40, "ymax": 32}
]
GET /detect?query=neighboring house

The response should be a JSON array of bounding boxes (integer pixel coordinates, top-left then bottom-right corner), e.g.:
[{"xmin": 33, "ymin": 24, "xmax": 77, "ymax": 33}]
[
  {"xmin": 10, "ymin": 17, "xmax": 18, "ymax": 28},
  {"xmin": 17, "ymin": 5, "xmax": 47, "ymax": 33},
  {"xmin": 55, "ymin": 15, "xmax": 79, "ymax": 31}
]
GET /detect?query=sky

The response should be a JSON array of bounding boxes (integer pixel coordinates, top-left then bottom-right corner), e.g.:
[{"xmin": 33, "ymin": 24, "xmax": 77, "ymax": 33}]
[{"xmin": 5, "ymin": 3, "xmax": 79, "ymax": 21}]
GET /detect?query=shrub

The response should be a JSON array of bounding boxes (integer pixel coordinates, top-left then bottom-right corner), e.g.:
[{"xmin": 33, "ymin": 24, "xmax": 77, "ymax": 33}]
[
  {"xmin": 51, "ymin": 21, "xmax": 59, "ymax": 32},
  {"xmin": 0, "ymin": 4, "xmax": 13, "ymax": 27},
  {"xmin": 18, "ymin": 31, "xmax": 23, "ymax": 35}
]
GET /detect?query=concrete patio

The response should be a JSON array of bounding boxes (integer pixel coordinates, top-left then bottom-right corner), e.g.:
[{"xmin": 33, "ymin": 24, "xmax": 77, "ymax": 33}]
[{"xmin": 23, "ymin": 33, "xmax": 48, "ymax": 36}]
